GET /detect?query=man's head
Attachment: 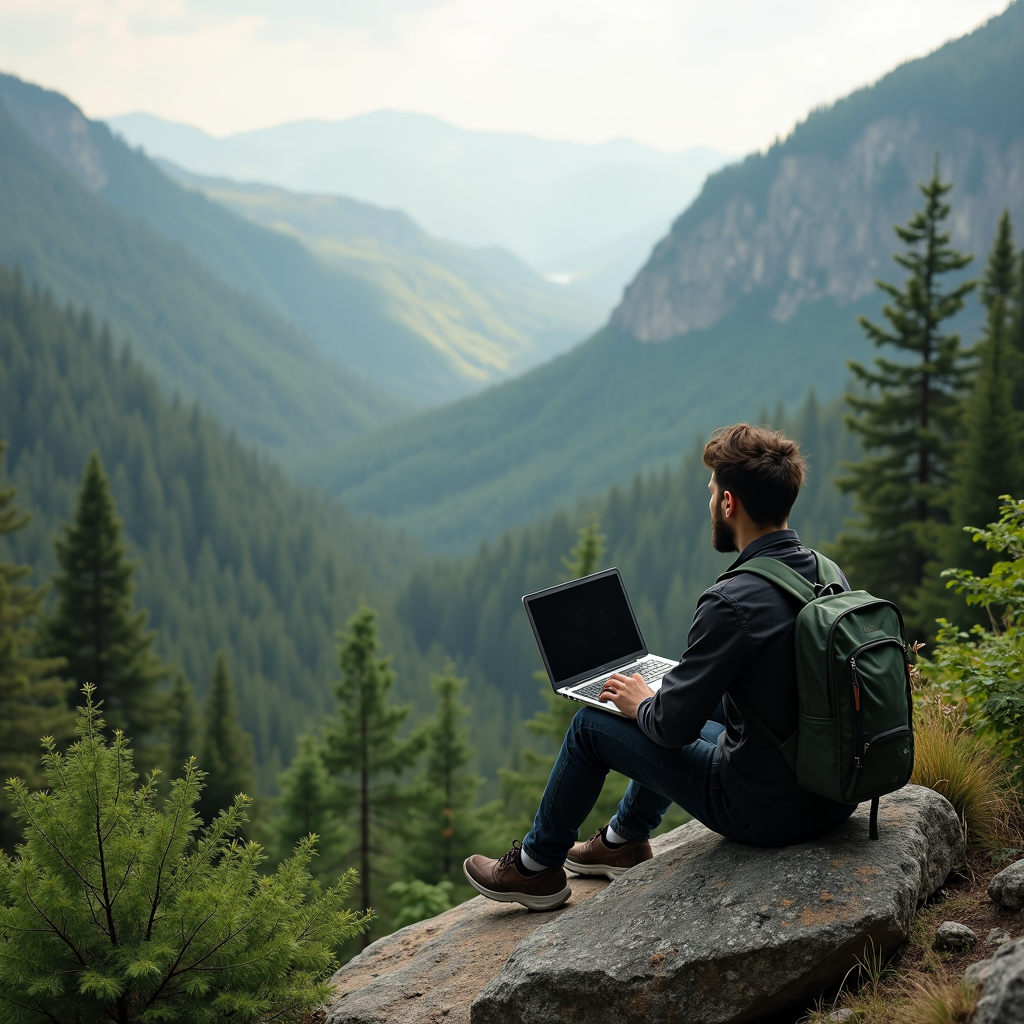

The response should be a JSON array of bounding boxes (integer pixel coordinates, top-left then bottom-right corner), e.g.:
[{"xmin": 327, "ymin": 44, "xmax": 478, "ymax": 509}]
[{"xmin": 702, "ymin": 424, "xmax": 807, "ymax": 553}]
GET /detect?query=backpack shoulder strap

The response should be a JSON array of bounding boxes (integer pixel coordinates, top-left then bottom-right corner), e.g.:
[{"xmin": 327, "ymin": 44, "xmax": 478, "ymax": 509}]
[
  {"xmin": 717, "ymin": 556, "xmax": 817, "ymax": 604},
  {"xmin": 813, "ymin": 551, "xmax": 845, "ymax": 588}
]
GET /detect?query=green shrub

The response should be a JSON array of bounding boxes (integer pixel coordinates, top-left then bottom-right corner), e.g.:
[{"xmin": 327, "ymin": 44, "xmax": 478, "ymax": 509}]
[
  {"xmin": 929, "ymin": 496, "xmax": 1024, "ymax": 777},
  {"xmin": 0, "ymin": 685, "xmax": 368, "ymax": 1023}
]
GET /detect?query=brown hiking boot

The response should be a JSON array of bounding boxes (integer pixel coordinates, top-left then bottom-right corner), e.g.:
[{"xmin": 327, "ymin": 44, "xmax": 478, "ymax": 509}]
[
  {"xmin": 565, "ymin": 825, "xmax": 653, "ymax": 880},
  {"xmin": 463, "ymin": 842, "xmax": 571, "ymax": 911}
]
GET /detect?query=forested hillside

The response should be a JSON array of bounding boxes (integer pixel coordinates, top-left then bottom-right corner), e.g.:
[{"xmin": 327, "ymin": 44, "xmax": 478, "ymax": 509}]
[
  {"xmin": 0, "ymin": 101, "xmax": 399, "ymax": 462},
  {"xmin": 395, "ymin": 392, "xmax": 857, "ymax": 731},
  {"xmin": 159, "ymin": 163, "xmax": 600, "ymax": 399},
  {"xmin": 300, "ymin": 297, "xmax": 870, "ymax": 552},
  {"xmin": 301, "ymin": 3, "xmax": 1021, "ymax": 553},
  {"xmin": 0, "ymin": 265, "xmax": 432, "ymax": 787},
  {"xmin": 0, "ymin": 73, "xmax": 598, "ymax": 408}
]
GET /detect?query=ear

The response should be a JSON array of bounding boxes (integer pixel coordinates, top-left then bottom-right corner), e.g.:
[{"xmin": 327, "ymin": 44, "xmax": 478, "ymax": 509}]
[{"xmin": 722, "ymin": 489, "xmax": 735, "ymax": 517}]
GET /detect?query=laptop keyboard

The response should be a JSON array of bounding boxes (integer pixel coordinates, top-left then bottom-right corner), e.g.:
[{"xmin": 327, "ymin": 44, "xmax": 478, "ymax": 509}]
[{"xmin": 570, "ymin": 658, "xmax": 675, "ymax": 700}]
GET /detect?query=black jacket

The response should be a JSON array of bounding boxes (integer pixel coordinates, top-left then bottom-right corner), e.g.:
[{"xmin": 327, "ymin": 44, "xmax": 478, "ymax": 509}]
[{"xmin": 636, "ymin": 529, "xmax": 856, "ymax": 841}]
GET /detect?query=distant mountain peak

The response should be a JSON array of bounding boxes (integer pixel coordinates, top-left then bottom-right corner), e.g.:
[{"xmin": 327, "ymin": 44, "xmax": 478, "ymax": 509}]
[
  {"xmin": 611, "ymin": 1, "xmax": 1024, "ymax": 343},
  {"xmin": 0, "ymin": 73, "xmax": 108, "ymax": 191}
]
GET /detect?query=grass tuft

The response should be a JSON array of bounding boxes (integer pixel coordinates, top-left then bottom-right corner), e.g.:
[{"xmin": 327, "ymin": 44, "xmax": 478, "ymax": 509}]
[
  {"xmin": 911, "ymin": 696, "xmax": 1022, "ymax": 853},
  {"xmin": 901, "ymin": 977, "xmax": 979, "ymax": 1024}
]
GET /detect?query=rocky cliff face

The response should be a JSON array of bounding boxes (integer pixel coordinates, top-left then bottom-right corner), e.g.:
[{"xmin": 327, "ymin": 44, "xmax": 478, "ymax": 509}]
[{"xmin": 612, "ymin": 119, "xmax": 1024, "ymax": 344}]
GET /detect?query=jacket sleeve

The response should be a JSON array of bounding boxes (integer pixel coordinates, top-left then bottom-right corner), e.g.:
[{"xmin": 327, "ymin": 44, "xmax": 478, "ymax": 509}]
[{"xmin": 636, "ymin": 588, "xmax": 748, "ymax": 747}]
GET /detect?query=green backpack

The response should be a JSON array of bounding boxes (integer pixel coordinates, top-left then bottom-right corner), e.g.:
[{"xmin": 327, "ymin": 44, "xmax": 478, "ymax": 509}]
[{"xmin": 718, "ymin": 552, "xmax": 915, "ymax": 840}]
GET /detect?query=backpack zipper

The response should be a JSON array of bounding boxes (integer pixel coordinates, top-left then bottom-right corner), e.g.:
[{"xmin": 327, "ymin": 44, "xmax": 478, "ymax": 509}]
[{"xmin": 850, "ymin": 637, "xmax": 909, "ymax": 770}]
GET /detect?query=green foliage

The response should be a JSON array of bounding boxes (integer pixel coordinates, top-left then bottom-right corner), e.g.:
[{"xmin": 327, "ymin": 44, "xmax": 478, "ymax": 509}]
[
  {"xmin": 271, "ymin": 733, "xmax": 346, "ymax": 874},
  {"xmin": 0, "ymin": 263, "xmax": 423, "ymax": 790},
  {"xmin": 166, "ymin": 672, "xmax": 198, "ymax": 779},
  {"xmin": 939, "ymin": 211, "xmax": 1024, "ymax": 611},
  {"xmin": 0, "ymin": 685, "xmax": 369, "ymax": 1023},
  {"xmin": 928, "ymin": 497, "xmax": 1024, "ymax": 776},
  {"xmin": 38, "ymin": 451, "xmax": 170, "ymax": 764},
  {"xmin": 197, "ymin": 653, "xmax": 256, "ymax": 825},
  {"xmin": 400, "ymin": 667, "xmax": 499, "ymax": 885},
  {"xmin": 0, "ymin": 95, "xmax": 399, "ymax": 462},
  {"xmin": 834, "ymin": 160, "xmax": 975, "ymax": 631},
  {"xmin": 0, "ymin": 443, "xmax": 73, "ymax": 848},
  {"xmin": 1013, "ymin": 245, "xmax": 1024, "ymax": 410},
  {"xmin": 386, "ymin": 880, "xmax": 455, "ymax": 930},
  {"xmin": 324, "ymin": 605, "xmax": 424, "ymax": 940}
]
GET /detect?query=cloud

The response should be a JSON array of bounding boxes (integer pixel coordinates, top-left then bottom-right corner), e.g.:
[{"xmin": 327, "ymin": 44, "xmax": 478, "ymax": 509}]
[{"xmin": 0, "ymin": 0, "xmax": 1009, "ymax": 151}]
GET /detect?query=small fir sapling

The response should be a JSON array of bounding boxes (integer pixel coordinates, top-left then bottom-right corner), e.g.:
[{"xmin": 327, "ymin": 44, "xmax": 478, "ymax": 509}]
[{"xmin": 0, "ymin": 685, "xmax": 368, "ymax": 1024}]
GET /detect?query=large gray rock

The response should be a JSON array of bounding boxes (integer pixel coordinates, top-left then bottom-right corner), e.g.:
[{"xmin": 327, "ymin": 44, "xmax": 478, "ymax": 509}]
[
  {"xmin": 472, "ymin": 786, "xmax": 963, "ymax": 1024},
  {"xmin": 967, "ymin": 939, "xmax": 1024, "ymax": 1024},
  {"xmin": 988, "ymin": 859, "xmax": 1024, "ymax": 912},
  {"xmin": 324, "ymin": 877, "xmax": 610, "ymax": 1024},
  {"xmin": 323, "ymin": 829, "xmax": 694, "ymax": 1024}
]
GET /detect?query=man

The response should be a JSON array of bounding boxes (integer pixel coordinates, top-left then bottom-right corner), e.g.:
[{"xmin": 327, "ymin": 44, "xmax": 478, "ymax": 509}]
[{"xmin": 463, "ymin": 423, "xmax": 857, "ymax": 910}]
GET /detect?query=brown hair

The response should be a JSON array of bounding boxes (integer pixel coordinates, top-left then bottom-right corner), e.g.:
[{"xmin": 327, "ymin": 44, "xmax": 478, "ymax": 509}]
[{"xmin": 702, "ymin": 423, "xmax": 807, "ymax": 527}]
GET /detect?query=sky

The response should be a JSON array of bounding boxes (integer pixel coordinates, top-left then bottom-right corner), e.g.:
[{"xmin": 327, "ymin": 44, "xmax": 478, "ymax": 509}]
[{"xmin": 0, "ymin": 0, "xmax": 1011, "ymax": 153}]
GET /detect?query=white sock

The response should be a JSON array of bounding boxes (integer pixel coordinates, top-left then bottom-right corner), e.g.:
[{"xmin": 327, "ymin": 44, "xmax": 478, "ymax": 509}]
[
  {"xmin": 605, "ymin": 824, "xmax": 628, "ymax": 845},
  {"xmin": 519, "ymin": 846, "xmax": 547, "ymax": 873}
]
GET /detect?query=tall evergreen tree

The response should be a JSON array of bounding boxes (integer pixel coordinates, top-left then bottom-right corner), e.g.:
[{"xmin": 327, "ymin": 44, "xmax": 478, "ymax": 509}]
[
  {"xmin": 272, "ymin": 732, "xmax": 346, "ymax": 874},
  {"xmin": 324, "ymin": 604, "xmax": 423, "ymax": 944},
  {"xmin": 1012, "ymin": 245, "xmax": 1024, "ymax": 412},
  {"xmin": 197, "ymin": 651, "xmax": 255, "ymax": 824},
  {"xmin": 0, "ymin": 443, "xmax": 74, "ymax": 848},
  {"xmin": 38, "ymin": 451, "xmax": 168, "ymax": 755},
  {"xmin": 833, "ymin": 159, "xmax": 975, "ymax": 630},
  {"xmin": 400, "ymin": 667, "xmax": 493, "ymax": 884},
  {"xmin": 165, "ymin": 671, "xmax": 198, "ymax": 776},
  {"xmin": 944, "ymin": 212, "xmax": 1024, "ymax": 586}
]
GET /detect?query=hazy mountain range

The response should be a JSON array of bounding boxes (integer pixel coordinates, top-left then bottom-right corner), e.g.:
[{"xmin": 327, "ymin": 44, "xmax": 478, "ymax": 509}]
[
  {"xmin": 0, "ymin": 73, "xmax": 599, "ymax": 412},
  {"xmin": 297, "ymin": 0, "xmax": 1024, "ymax": 553},
  {"xmin": 106, "ymin": 110, "xmax": 730, "ymax": 308}
]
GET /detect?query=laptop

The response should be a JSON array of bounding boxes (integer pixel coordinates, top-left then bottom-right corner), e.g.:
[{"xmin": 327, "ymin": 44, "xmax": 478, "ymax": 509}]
[{"xmin": 522, "ymin": 568, "xmax": 677, "ymax": 716}]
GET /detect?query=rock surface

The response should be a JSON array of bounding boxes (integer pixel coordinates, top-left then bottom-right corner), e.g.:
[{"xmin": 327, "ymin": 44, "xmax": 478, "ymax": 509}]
[
  {"xmin": 967, "ymin": 938, "xmax": 1024, "ymax": 1024},
  {"xmin": 988, "ymin": 859, "xmax": 1024, "ymax": 912},
  {"xmin": 471, "ymin": 786, "xmax": 963, "ymax": 1024},
  {"xmin": 935, "ymin": 922, "xmax": 978, "ymax": 950},
  {"xmin": 324, "ymin": 876, "xmax": 610, "ymax": 1024},
  {"xmin": 986, "ymin": 928, "xmax": 1012, "ymax": 949}
]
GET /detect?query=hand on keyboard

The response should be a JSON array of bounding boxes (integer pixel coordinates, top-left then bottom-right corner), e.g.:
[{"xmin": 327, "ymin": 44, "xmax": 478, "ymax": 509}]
[{"xmin": 596, "ymin": 672, "xmax": 656, "ymax": 720}]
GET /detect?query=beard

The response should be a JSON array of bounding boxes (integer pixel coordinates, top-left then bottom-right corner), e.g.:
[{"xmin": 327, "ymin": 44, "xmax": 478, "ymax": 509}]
[{"xmin": 710, "ymin": 497, "xmax": 738, "ymax": 553}]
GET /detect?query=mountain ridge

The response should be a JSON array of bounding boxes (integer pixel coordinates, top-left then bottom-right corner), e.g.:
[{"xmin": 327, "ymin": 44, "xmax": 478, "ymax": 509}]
[
  {"xmin": 299, "ymin": 2, "xmax": 1022, "ymax": 552},
  {"xmin": 106, "ymin": 108, "xmax": 731, "ymax": 306},
  {"xmin": 1, "ymin": 72, "xmax": 600, "ymax": 408},
  {"xmin": 0, "ymin": 96, "xmax": 401, "ymax": 461}
]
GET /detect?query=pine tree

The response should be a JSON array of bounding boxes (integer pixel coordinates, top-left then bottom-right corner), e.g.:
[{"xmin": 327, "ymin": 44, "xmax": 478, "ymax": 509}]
[
  {"xmin": 197, "ymin": 651, "xmax": 255, "ymax": 824},
  {"xmin": 166, "ymin": 671, "xmax": 198, "ymax": 777},
  {"xmin": 272, "ymin": 732, "xmax": 346, "ymax": 874},
  {"xmin": 324, "ymin": 604, "xmax": 423, "ymax": 944},
  {"xmin": 833, "ymin": 159, "xmax": 975, "ymax": 630},
  {"xmin": 0, "ymin": 685, "xmax": 368, "ymax": 1023},
  {"xmin": 0, "ymin": 443, "xmax": 74, "ymax": 848},
  {"xmin": 400, "ymin": 667, "xmax": 494, "ymax": 884},
  {"xmin": 1012, "ymin": 245, "xmax": 1024, "ymax": 412},
  {"xmin": 38, "ymin": 451, "xmax": 168, "ymax": 756},
  {"xmin": 944, "ymin": 212, "xmax": 1024, "ymax": 586}
]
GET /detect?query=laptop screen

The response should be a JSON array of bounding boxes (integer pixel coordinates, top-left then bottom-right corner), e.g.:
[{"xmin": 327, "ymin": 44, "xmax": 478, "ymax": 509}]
[{"xmin": 524, "ymin": 569, "xmax": 645, "ymax": 686}]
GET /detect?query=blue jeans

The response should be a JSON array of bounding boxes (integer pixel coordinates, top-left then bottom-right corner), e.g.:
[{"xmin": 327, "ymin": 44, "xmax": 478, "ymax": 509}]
[{"xmin": 523, "ymin": 704, "xmax": 768, "ymax": 867}]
